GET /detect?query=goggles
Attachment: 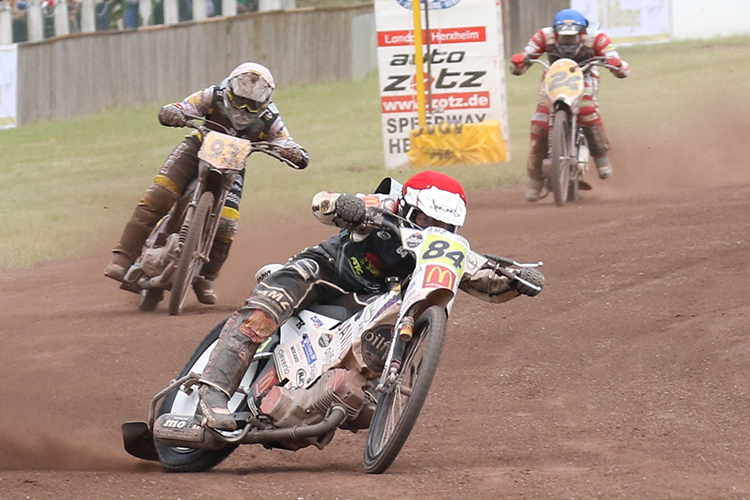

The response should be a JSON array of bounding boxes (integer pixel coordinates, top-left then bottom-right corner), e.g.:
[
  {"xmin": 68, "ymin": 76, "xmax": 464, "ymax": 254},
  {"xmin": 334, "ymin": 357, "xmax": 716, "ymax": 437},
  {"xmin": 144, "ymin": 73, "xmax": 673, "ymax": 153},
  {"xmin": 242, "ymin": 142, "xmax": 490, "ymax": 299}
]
[{"xmin": 227, "ymin": 89, "xmax": 266, "ymax": 113}]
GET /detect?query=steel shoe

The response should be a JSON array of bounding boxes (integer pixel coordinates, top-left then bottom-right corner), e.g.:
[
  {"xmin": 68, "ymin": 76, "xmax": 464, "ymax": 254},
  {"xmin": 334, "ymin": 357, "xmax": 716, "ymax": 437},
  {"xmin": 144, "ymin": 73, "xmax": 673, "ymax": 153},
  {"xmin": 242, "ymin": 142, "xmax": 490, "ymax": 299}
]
[
  {"xmin": 193, "ymin": 277, "xmax": 217, "ymax": 305},
  {"xmin": 595, "ymin": 156, "xmax": 613, "ymax": 179},
  {"xmin": 104, "ymin": 252, "xmax": 133, "ymax": 282},
  {"xmin": 197, "ymin": 385, "xmax": 236, "ymax": 431},
  {"xmin": 524, "ymin": 178, "xmax": 544, "ymax": 203}
]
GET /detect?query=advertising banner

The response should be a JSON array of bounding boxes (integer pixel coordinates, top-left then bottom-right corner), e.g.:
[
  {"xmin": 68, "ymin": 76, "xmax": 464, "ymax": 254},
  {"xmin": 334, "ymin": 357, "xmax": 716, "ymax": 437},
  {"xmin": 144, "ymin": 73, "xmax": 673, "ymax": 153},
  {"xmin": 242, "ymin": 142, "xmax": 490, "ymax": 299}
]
[
  {"xmin": 0, "ymin": 44, "xmax": 17, "ymax": 129},
  {"xmin": 571, "ymin": 0, "xmax": 671, "ymax": 44},
  {"xmin": 374, "ymin": 0, "xmax": 509, "ymax": 169}
]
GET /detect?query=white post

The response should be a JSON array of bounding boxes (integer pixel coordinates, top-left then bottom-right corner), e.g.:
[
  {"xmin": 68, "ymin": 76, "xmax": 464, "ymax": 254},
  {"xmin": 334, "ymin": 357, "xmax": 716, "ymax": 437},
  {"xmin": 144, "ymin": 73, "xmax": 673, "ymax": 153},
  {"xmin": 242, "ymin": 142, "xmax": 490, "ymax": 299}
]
[
  {"xmin": 164, "ymin": 0, "xmax": 178, "ymax": 24},
  {"xmin": 221, "ymin": 0, "xmax": 236, "ymax": 17},
  {"xmin": 0, "ymin": 1, "xmax": 12, "ymax": 45},
  {"xmin": 80, "ymin": 0, "xmax": 95, "ymax": 32},
  {"xmin": 139, "ymin": 0, "xmax": 152, "ymax": 25},
  {"xmin": 257, "ymin": 0, "xmax": 279, "ymax": 12},
  {"xmin": 27, "ymin": 0, "xmax": 44, "ymax": 41},
  {"xmin": 54, "ymin": 0, "xmax": 70, "ymax": 36},
  {"xmin": 192, "ymin": 0, "xmax": 206, "ymax": 20}
]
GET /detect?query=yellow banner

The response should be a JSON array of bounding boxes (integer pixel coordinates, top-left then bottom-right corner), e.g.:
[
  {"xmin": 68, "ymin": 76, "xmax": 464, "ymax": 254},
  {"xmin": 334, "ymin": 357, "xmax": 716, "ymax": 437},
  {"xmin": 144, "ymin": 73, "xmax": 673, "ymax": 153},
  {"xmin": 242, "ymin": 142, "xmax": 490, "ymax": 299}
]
[{"xmin": 408, "ymin": 120, "xmax": 507, "ymax": 167}]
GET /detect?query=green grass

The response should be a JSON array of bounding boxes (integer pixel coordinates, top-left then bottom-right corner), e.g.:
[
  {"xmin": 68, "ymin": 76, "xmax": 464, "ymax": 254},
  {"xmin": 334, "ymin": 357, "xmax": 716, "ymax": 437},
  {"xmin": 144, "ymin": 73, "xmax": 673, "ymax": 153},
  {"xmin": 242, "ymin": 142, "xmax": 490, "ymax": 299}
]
[{"xmin": 1, "ymin": 36, "xmax": 749, "ymax": 269}]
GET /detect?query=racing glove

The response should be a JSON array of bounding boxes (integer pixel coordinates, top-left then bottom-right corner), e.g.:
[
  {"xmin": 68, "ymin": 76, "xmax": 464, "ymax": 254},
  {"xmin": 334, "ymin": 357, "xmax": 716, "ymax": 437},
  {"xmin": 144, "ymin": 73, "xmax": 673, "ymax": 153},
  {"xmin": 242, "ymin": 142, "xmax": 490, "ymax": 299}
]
[
  {"xmin": 333, "ymin": 194, "xmax": 366, "ymax": 230},
  {"xmin": 158, "ymin": 105, "xmax": 186, "ymax": 127},
  {"xmin": 510, "ymin": 53, "xmax": 529, "ymax": 75},
  {"xmin": 510, "ymin": 267, "xmax": 545, "ymax": 297},
  {"xmin": 607, "ymin": 56, "xmax": 630, "ymax": 78},
  {"xmin": 276, "ymin": 145, "xmax": 309, "ymax": 169}
]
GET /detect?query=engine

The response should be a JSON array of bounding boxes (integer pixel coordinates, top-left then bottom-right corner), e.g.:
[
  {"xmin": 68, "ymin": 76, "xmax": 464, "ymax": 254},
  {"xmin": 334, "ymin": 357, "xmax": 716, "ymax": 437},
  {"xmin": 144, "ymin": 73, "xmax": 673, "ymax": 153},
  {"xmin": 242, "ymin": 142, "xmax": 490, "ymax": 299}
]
[{"xmin": 260, "ymin": 368, "xmax": 370, "ymax": 429}]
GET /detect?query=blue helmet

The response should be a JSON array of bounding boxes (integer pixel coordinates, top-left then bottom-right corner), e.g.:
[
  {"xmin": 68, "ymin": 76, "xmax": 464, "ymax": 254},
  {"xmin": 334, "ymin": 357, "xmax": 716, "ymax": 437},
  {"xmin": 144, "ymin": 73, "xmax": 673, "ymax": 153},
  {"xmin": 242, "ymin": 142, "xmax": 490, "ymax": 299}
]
[
  {"xmin": 553, "ymin": 9, "xmax": 588, "ymax": 57},
  {"xmin": 553, "ymin": 9, "xmax": 588, "ymax": 29}
]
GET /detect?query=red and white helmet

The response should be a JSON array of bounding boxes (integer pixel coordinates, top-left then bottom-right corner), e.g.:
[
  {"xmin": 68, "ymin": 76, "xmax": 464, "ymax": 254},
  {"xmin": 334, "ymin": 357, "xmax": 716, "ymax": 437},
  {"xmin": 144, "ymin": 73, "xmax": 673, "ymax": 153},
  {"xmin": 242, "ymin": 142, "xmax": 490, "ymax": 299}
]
[
  {"xmin": 398, "ymin": 170, "xmax": 467, "ymax": 232},
  {"xmin": 222, "ymin": 62, "xmax": 275, "ymax": 128}
]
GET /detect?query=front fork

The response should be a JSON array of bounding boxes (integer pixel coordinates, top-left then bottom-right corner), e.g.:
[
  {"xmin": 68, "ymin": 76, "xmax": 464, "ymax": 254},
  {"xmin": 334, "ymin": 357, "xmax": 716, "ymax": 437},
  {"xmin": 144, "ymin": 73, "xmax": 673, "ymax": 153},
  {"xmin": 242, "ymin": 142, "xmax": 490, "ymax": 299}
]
[{"xmin": 376, "ymin": 278, "xmax": 418, "ymax": 392}]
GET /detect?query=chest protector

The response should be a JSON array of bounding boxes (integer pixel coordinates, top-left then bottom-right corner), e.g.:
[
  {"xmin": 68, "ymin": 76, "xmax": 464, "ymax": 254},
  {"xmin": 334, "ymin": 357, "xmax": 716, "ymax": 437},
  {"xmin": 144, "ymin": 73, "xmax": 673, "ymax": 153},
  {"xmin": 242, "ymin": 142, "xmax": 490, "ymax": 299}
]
[{"xmin": 335, "ymin": 226, "xmax": 415, "ymax": 294}]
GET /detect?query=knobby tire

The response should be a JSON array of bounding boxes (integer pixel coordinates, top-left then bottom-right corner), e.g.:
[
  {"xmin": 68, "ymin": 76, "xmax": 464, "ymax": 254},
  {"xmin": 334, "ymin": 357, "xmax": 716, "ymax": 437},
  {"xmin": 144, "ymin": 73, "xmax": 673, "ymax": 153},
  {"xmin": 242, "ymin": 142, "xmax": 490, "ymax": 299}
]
[
  {"xmin": 550, "ymin": 109, "xmax": 571, "ymax": 207},
  {"xmin": 363, "ymin": 305, "xmax": 447, "ymax": 474},
  {"xmin": 168, "ymin": 191, "xmax": 214, "ymax": 316}
]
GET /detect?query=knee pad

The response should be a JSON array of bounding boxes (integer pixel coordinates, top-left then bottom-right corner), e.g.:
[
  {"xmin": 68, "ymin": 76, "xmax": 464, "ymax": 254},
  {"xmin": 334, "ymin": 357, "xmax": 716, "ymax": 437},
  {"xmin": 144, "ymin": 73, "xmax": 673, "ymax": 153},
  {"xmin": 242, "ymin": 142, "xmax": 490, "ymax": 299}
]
[
  {"xmin": 141, "ymin": 180, "xmax": 179, "ymax": 215},
  {"xmin": 237, "ymin": 309, "xmax": 278, "ymax": 344},
  {"xmin": 216, "ymin": 207, "xmax": 239, "ymax": 242},
  {"xmin": 582, "ymin": 124, "xmax": 610, "ymax": 157}
]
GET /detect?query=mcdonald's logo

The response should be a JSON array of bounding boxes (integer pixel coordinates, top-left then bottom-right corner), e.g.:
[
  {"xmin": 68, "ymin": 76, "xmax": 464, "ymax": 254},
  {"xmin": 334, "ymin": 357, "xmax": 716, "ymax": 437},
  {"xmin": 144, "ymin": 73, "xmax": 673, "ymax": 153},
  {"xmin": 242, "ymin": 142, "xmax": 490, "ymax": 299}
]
[{"xmin": 422, "ymin": 264, "xmax": 456, "ymax": 289}]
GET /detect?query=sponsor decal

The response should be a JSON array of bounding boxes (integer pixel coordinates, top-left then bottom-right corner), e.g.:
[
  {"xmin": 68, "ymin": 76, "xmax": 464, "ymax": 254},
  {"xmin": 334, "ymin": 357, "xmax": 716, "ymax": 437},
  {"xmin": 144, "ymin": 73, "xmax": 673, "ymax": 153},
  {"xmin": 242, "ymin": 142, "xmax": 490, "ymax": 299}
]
[
  {"xmin": 301, "ymin": 336, "xmax": 318, "ymax": 364},
  {"xmin": 296, "ymin": 369, "xmax": 307, "ymax": 387},
  {"xmin": 406, "ymin": 232, "xmax": 423, "ymax": 248},
  {"xmin": 423, "ymin": 264, "xmax": 457, "ymax": 289},
  {"xmin": 362, "ymin": 195, "xmax": 381, "ymax": 207},
  {"xmin": 378, "ymin": 27, "xmax": 483, "ymax": 47},
  {"xmin": 310, "ymin": 315, "xmax": 324, "ymax": 329},
  {"xmin": 276, "ymin": 349, "xmax": 291, "ymax": 377},
  {"xmin": 252, "ymin": 368, "xmax": 278, "ymax": 398},
  {"xmin": 318, "ymin": 332, "xmax": 333, "ymax": 348},
  {"xmin": 289, "ymin": 345, "xmax": 301, "ymax": 364},
  {"xmin": 362, "ymin": 325, "xmax": 394, "ymax": 372}
]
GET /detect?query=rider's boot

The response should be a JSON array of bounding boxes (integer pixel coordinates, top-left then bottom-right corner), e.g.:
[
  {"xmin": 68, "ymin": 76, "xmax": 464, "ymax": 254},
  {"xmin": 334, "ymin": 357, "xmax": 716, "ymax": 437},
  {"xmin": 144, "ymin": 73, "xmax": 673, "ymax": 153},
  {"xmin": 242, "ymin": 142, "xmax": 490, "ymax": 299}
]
[
  {"xmin": 524, "ymin": 178, "xmax": 544, "ymax": 203},
  {"xmin": 197, "ymin": 309, "xmax": 278, "ymax": 431},
  {"xmin": 104, "ymin": 251, "xmax": 133, "ymax": 282},
  {"xmin": 193, "ymin": 240, "xmax": 232, "ymax": 304},
  {"xmin": 594, "ymin": 155, "xmax": 613, "ymax": 179},
  {"xmin": 104, "ymin": 183, "xmax": 177, "ymax": 282},
  {"xmin": 525, "ymin": 135, "xmax": 547, "ymax": 203}
]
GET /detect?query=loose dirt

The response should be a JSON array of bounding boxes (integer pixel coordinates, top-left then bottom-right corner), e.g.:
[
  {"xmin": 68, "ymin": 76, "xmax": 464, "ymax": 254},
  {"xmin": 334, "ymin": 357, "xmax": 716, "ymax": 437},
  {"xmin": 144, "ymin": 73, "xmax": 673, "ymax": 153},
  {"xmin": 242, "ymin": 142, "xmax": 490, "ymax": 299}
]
[{"xmin": 1, "ymin": 108, "xmax": 749, "ymax": 499}]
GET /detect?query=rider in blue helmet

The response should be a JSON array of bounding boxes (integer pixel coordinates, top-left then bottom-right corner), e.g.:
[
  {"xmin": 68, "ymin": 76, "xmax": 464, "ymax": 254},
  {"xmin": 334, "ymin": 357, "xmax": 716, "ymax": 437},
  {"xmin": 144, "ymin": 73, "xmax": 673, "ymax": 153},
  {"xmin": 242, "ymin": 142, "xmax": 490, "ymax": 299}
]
[{"xmin": 510, "ymin": 9, "xmax": 630, "ymax": 202}]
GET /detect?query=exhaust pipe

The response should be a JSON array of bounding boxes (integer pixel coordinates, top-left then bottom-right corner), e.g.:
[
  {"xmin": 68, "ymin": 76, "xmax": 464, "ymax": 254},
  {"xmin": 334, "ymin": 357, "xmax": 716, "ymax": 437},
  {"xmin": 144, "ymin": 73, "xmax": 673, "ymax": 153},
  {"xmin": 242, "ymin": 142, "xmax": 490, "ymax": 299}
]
[{"xmin": 153, "ymin": 406, "xmax": 348, "ymax": 450}]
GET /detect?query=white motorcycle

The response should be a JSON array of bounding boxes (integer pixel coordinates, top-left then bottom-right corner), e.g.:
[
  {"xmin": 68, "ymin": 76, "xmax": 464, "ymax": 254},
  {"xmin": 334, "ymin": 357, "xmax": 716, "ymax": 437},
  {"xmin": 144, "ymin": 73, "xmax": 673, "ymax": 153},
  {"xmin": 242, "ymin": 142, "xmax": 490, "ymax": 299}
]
[{"xmin": 121, "ymin": 208, "xmax": 544, "ymax": 473}]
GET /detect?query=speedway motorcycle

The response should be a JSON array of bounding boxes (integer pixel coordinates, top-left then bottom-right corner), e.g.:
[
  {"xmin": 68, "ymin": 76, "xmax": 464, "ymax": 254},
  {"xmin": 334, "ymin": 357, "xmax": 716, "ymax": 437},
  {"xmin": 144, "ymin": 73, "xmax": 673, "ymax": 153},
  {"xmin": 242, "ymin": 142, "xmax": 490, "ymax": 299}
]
[
  {"xmin": 121, "ymin": 208, "xmax": 544, "ymax": 473},
  {"xmin": 118, "ymin": 117, "xmax": 298, "ymax": 315},
  {"xmin": 528, "ymin": 56, "xmax": 617, "ymax": 207}
]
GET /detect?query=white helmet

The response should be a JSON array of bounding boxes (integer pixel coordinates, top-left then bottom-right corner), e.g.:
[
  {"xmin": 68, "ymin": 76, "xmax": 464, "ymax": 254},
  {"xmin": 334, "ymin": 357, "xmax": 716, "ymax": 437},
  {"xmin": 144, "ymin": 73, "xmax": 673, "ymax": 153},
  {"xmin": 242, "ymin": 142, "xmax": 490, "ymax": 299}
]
[
  {"xmin": 222, "ymin": 62, "xmax": 275, "ymax": 128},
  {"xmin": 398, "ymin": 170, "xmax": 467, "ymax": 232}
]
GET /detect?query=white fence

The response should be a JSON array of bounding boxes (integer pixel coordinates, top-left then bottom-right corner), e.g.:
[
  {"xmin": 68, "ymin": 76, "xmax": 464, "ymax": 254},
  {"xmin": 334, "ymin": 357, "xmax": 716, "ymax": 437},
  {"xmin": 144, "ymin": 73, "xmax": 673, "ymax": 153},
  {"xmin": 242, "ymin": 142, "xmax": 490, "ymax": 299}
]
[{"xmin": 7, "ymin": 5, "xmax": 376, "ymax": 125}]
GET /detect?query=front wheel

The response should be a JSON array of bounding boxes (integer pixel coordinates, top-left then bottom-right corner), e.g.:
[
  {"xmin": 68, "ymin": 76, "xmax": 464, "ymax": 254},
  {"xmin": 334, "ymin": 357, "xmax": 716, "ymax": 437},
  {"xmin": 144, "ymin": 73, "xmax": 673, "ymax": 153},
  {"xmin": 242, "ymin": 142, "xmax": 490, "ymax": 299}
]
[
  {"xmin": 154, "ymin": 319, "xmax": 240, "ymax": 472},
  {"xmin": 549, "ymin": 109, "xmax": 572, "ymax": 207},
  {"xmin": 363, "ymin": 305, "xmax": 447, "ymax": 474},
  {"xmin": 169, "ymin": 191, "xmax": 214, "ymax": 316}
]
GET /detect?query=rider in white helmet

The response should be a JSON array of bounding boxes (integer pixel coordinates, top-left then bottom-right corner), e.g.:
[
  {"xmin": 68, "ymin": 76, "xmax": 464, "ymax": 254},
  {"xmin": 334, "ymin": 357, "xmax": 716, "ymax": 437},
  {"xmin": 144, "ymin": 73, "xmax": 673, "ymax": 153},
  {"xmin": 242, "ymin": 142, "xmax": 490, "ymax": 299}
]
[
  {"xmin": 104, "ymin": 62, "xmax": 309, "ymax": 305},
  {"xmin": 193, "ymin": 170, "xmax": 545, "ymax": 431}
]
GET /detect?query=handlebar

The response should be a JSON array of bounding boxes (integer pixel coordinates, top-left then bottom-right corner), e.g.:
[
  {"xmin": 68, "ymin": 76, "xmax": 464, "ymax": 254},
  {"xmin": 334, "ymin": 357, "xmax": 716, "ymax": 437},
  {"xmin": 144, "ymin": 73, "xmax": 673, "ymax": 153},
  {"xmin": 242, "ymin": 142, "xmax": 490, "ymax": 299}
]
[
  {"xmin": 526, "ymin": 55, "xmax": 619, "ymax": 73},
  {"xmin": 482, "ymin": 253, "xmax": 544, "ymax": 292},
  {"xmin": 183, "ymin": 115, "xmax": 299, "ymax": 169},
  {"xmin": 363, "ymin": 207, "xmax": 402, "ymax": 235}
]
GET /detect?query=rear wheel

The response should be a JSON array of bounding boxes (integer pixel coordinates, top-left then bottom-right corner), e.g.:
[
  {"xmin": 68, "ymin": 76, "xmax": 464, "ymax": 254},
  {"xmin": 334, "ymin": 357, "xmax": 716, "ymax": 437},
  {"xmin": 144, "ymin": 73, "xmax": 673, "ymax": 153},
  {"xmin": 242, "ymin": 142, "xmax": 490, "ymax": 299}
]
[
  {"xmin": 154, "ymin": 319, "xmax": 241, "ymax": 472},
  {"xmin": 363, "ymin": 306, "xmax": 447, "ymax": 474},
  {"xmin": 550, "ymin": 109, "xmax": 572, "ymax": 207},
  {"xmin": 169, "ymin": 191, "xmax": 214, "ymax": 316}
]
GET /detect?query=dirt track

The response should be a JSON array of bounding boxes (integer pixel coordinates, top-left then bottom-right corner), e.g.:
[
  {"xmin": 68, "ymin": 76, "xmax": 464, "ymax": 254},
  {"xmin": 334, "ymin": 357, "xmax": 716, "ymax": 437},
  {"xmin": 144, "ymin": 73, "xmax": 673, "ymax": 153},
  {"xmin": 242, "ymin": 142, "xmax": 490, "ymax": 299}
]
[{"xmin": 2, "ymin": 108, "xmax": 750, "ymax": 500}]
